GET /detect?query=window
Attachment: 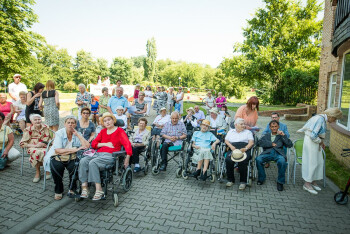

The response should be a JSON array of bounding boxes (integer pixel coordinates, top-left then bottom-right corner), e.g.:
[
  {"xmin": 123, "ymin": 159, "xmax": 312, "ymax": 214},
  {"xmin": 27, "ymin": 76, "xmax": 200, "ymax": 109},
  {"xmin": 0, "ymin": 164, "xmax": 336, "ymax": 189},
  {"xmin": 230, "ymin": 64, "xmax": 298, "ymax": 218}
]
[
  {"xmin": 328, "ymin": 73, "xmax": 337, "ymax": 108},
  {"xmin": 338, "ymin": 52, "xmax": 350, "ymax": 129}
]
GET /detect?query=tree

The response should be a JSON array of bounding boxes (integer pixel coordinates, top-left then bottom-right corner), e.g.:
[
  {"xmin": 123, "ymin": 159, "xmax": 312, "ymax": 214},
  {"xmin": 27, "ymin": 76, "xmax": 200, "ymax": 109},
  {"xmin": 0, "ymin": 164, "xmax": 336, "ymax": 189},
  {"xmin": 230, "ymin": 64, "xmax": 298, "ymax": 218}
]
[
  {"xmin": 73, "ymin": 50, "xmax": 99, "ymax": 86},
  {"xmin": 131, "ymin": 56, "xmax": 145, "ymax": 69},
  {"xmin": 0, "ymin": 0, "xmax": 40, "ymax": 81},
  {"xmin": 109, "ymin": 57, "xmax": 133, "ymax": 84},
  {"xmin": 233, "ymin": 0, "xmax": 323, "ymax": 103},
  {"xmin": 96, "ymin": 58, "xmax": 110, "ymax": 78},
  {"xmin": 144, "ymin": 37, "xmax": 157, "ymax": 82}
]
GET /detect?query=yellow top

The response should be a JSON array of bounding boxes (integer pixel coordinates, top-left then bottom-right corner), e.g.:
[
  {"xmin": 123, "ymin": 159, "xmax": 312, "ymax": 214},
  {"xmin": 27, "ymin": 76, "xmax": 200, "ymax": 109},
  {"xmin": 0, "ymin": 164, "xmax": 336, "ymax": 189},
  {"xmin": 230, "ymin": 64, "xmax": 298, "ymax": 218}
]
[{"xmin": 0, "ymin": 125, "xmax": 12, "ymax": 146}]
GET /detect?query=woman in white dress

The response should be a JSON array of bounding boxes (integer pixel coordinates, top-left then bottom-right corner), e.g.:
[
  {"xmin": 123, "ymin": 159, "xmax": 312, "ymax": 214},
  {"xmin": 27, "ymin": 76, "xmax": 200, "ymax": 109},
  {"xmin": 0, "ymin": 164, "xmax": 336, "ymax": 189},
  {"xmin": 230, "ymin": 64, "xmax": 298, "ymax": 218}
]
[
  {"xmin": 176, "ymin": 87, "xmax": 184, "ymax": 115},
  {"xmin": 204, "ymin": 91, "xmax": 216, "ymax": 115},
  {"xmin": 297, "ymin": 107, "xmax": 342, "ymax": 194},
  {"xmin": 144, "ymin": 86, "xmax": 153, "ymax": 116}
]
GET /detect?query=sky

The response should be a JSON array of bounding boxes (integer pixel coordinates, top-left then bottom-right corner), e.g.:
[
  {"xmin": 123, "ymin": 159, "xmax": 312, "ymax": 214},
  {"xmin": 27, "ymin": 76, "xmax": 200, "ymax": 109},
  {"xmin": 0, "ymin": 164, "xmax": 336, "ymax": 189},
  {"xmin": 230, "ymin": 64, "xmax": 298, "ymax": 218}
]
[{"xmin": 31, "ymin": 0, "xmax": 322, "ymax": 68}]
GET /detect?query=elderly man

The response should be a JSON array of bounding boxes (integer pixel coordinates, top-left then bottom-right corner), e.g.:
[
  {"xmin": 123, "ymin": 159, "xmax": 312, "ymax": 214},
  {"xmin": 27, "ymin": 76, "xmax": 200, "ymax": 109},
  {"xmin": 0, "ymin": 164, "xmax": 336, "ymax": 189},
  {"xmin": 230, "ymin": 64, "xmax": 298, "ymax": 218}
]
[
  {"xmin": 8, "ymin": 74, "xmax": 28, "ymax": 103},
  {"xmin": 194, "ymin": 105, "xmax": 205, "ymax": 124},
  {"xmin": 107, "ymin": 87, "xmax": 129, "ymax": 114},
  {"xmin": 159, "ymin": 111, "xmax": 187, "ymax": 171},
  {"xmin": 112, "ymin": 80, "xmax": 122, "ymax": 96},
  {"xmin": 256, "ymin": 120, "xmax": 293, "ymax": 191}
]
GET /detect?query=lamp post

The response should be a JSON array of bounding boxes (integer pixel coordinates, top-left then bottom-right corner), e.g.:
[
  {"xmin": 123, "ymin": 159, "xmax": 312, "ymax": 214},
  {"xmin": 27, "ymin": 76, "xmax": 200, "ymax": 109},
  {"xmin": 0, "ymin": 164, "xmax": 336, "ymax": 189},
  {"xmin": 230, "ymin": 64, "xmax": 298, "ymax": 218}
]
[{"xmin": 178, "ymin": 77, "xmax": 181, "ymax": 87}]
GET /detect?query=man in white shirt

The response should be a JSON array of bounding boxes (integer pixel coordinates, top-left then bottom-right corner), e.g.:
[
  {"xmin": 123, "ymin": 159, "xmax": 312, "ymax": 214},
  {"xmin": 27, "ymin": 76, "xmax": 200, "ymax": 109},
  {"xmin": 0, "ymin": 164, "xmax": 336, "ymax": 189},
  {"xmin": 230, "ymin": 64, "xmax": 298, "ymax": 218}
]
[
  {"xmin": 8, "ymin": 74, "xmax": 28, "ymax": 103},
  {"xmin": 193, "ymin": 105, "xmax": 205, "ymax": 124}
]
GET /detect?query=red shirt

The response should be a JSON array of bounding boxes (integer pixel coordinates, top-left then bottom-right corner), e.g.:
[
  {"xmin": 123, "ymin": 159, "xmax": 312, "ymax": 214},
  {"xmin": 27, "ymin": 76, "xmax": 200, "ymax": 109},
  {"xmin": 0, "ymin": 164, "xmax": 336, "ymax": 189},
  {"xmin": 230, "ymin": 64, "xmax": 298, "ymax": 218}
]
[
  {"xmin": 134, "ymin": 89, "xmax": 139, "ymax": 99},
  {"xmin": 0, "ymin": 102, "xmax": 12, "ymax": 117},
  {"xmin": 91, "ymin": 127, "xmax": 133, "ymax": 156}
]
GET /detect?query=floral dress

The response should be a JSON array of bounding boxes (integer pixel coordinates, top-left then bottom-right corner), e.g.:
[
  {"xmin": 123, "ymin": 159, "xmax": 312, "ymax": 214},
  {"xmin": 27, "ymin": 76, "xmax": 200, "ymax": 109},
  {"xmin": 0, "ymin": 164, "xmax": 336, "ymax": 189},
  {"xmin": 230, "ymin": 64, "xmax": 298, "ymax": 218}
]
[
  {"xmin": 20, "ymin": 124, "xmax": 52, "ymax": 167},
  {"xmin": 99, "ymin": 95, "xmax": 110, "ymax": 115}
]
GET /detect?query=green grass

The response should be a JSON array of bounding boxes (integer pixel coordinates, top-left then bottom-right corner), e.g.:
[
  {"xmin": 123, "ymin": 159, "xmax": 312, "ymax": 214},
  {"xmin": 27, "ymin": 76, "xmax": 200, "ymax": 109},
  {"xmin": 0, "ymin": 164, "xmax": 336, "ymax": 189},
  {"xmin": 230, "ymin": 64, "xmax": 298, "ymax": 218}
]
[{"xmin": 325, "ymin": 147, "xmax": 350, "ymax": 191}]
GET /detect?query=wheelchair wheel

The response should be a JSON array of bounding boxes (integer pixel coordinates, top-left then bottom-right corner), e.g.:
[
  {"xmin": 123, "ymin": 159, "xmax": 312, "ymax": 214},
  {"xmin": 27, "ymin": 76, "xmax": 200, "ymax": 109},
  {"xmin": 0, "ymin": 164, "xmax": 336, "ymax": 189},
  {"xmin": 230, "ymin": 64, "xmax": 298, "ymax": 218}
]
[
  {"xmin": 247, "ymin": 178, "xmax": 252, "ymax": 187},
  {"xmin": 151, "ymin": 166, "xmax": 159, "ymax": 175},
  {"xmin": 144, "ymin": 163, "xmax": 149, "ymax": 175},
  {"xmin": 334, "ymin": 191, "xmax": 349, "ymax": 205},
  {"xmin": 75, "ymin": 180, "xmax": 82, "ymax": 202},
  {"xmin": 113, "ymin": 193, "xmax": 119, "ymax": 207},
  {"xmin": 210, "ymin": 174, "xmax": 216, "ymax": 183},
  {"xmin": 122, "ymin": 167, "xmax": 133, "ymax": 192},
  {"xmin": 182, "ymin": 170, "xmax": 188, "ymax": 180},
  {"xmin": 176, "ymin": 167, "xmax": 182, "ymax": 178}
]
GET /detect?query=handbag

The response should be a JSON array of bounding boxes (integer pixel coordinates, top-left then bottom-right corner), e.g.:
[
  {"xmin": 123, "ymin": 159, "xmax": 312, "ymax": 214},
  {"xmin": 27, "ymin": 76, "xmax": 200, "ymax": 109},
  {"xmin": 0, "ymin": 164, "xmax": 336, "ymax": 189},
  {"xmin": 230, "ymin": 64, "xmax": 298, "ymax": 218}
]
[{"xmin": 0, "ymin": 127, "xmax": 8, "ymax": 170}]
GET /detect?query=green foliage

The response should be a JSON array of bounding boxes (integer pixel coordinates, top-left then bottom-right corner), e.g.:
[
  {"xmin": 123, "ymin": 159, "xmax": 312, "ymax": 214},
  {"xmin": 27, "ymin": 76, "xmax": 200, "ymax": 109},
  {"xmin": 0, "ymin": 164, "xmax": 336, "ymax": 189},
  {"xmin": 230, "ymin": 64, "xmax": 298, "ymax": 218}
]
[
  {"xmin": 131, "ymin": 56, "xmax": 145, "ymax": 69},
  {"xmin": 0, "ymin": 0, "xmax": 40, "ymax": 81},
  {"xmin": 144, "ymin": 37, "xmax": 157, "ymax": 82},
  {"xmin": 73, "ymin": 50, "xmax": 99, "ymax": 86},
  {"xmin": 96, "ymin": 58, "xmax": 110, "ymax": 78},
  {"xmin": 233, "ymin": 0, "xmax": 323, "ymax": 104},
  {"xmin": 109, "ymin": 57, "xmax": 133, "ymax": 84},
  {"xmin": 63, "ymin": 81, "xmax": 77, "ymax": 92}
]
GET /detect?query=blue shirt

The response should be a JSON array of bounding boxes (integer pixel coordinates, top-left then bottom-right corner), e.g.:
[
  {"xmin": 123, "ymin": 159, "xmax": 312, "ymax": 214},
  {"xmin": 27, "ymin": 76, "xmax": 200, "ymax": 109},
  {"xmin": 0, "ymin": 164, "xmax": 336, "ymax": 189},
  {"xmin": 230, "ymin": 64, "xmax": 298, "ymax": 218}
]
[
  {"xmin": 262, "ymin": 121, "xmax": 290, "ymax": 138},
  {"xmin": 191, "ymin": 131, "xmax": 217, "ymax": 149},
  {"xmin": 107, "ymin": 96, "xmax": 130, "ymax": 114},
  {"xmin": 194, "ymin": 110, "xmax": 205, "ymax": 121},
  {"xmin": 297, "ymin": 114, "xmax": 327, "ymax": 143}
]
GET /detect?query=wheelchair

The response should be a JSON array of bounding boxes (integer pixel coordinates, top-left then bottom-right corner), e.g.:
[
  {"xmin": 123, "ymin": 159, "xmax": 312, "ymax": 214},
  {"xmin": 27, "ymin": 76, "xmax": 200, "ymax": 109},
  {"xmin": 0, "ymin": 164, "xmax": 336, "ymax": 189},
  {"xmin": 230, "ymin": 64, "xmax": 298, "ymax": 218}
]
[
  {"xmin": 181, "ymin": 138, "xmax": 217, "ymax": 183},
  {"xmin": 151, "ymin": 137, "xmax": 187, "ymax": 177},
  {"xmin": 216, "ymin": 138, "xmax": 258, "ymax": 187},
  {"xmin": 127, "ymin": 126, "xmax": 152, "ymax": 176}
]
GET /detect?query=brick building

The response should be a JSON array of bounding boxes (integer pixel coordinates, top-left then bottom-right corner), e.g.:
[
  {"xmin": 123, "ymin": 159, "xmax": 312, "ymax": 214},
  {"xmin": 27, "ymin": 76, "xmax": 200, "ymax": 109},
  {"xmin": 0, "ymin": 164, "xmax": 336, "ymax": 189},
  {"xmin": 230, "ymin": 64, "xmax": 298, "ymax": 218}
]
[{"xmin": 317, "ymin": 0, "xmax": 350, "ymax": 167}]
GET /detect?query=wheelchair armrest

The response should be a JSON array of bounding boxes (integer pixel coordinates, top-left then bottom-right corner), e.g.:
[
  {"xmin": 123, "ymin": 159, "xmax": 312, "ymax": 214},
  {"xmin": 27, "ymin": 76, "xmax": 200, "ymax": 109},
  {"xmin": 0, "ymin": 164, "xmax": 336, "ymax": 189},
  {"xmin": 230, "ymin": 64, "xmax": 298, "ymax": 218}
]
[{"xmin": 112, "ymin": 151, "xmax": 126, "ymax": 158}]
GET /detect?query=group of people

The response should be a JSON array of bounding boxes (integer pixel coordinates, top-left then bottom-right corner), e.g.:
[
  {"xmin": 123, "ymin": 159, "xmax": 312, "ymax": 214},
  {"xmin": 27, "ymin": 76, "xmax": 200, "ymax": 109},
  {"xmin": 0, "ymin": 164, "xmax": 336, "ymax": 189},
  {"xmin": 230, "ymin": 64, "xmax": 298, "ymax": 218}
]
[{"xmin": 0, "ymin": 73, "xmax": 344, "ymax": 200}]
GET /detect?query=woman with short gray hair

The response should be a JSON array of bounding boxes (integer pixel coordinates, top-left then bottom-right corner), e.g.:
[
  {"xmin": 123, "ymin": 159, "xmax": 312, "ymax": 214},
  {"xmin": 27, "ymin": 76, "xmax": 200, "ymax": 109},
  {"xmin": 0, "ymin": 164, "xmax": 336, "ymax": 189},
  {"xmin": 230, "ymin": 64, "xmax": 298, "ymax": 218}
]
[
  {"xmin": 75, "ymin": 83, "xmax": 92, "ymax": 120},
  {"xmin": 20, "ymin": 114, "xmax": 53, "ymax": 183}
]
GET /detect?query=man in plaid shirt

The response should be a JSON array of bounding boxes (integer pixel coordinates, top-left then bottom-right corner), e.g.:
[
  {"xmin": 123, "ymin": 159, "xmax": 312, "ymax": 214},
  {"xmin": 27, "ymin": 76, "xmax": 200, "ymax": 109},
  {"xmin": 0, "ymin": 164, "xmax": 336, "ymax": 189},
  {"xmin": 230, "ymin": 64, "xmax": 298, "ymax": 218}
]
[{"xmin": 159, "ymin": 112, "xmax": 187, "ymax": 171}]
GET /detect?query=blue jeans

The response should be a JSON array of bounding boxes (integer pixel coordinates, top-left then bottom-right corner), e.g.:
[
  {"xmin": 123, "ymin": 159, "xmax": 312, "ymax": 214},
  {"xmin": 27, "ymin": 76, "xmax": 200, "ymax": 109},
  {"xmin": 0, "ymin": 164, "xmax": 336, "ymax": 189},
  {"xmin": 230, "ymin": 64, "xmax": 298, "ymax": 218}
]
[{"xmin": 256, "ymin": 150, "xmax": 287, "ymax": 184}]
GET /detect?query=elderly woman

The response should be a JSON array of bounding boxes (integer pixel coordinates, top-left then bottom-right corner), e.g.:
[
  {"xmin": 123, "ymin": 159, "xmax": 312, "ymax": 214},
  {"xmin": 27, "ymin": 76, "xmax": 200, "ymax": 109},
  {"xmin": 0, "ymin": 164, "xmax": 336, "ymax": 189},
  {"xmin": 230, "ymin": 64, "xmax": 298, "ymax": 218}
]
[
  {"xmin": 0, "ymin": 93, "xmax": 14, "ymax": 126},
  {"xmin": 156, "ymin": 86, "xmax": 168, "ymax": 113},
  {"xmin": 225, "ymin": 118, "xmax": 254, "ymax": 190},
  {"xmin": 20, "ymin": 114, "xmax": 53, "ymax": 182},
  {"xmin": 235, "ymin": 96, "xmax": 259, "ymax": 131},
  {"xmin": 130, "ymin": 117, "xmax": 150, "ymax": 173},
  {"xmin": 216, "ymin": 92, "xmax": 227, "ymax": 109},
  {"xmin": 79, "ymin": 113, "xmax": 132, "ymax": 200},
  {"xmin": 167, "ymin": 87, "xmax": 175, "ymax": 114},
  {"xmin": 204, "ymin": 91, "xmax": 216, "ymax": 115},
  {"xmin": 38, "ymin": 80, "xmax": 60, "ymax": 131},
  {"xmin": 75, "ymin": 84, "xmax": 92, "ymax": 120},
  {"xmin": 131, "ymin": 91, "xmax": 147, "ymax": 118},
  {"xmin": 76, "ymin": 107, "xmax": 96, "ymax": 143},
  {"xmin": 191, "ymin": 119, "xmax": 220, "ymax": 181},
  {"xmin": 99, "ymin": 87, "xmax": 111, "ymax": 116},
  {"xmin": 144, "ymin": 85, "xmax": 153, "ymax": 116},
  {"xmin": 44, "ymin": 116, "xmax": 90, "ymax": 200},
  {"xmin": 205, "ymin": 108, "xmax": 227, "ymax": 132},
  {"xmin": 182, "ymin": 107, "xmax": 198, "ymax": 141},
  {"xmin": 298, "ymin": 107, "xmax": 343, "ymax": 194},
  {"xmin": 13, "ymin": 91, "xmax": 27, "ymax": 132},
  {"xmin": 0, "ymin": 112, "xmax": 21, "ymax": 167},
  {"xmin": 152, "ymin": 107, "xmax": 170, "ymax": 139},
  {"xmin": 26, "ymin": 83, "xmax": 45, "ymax": 127}
]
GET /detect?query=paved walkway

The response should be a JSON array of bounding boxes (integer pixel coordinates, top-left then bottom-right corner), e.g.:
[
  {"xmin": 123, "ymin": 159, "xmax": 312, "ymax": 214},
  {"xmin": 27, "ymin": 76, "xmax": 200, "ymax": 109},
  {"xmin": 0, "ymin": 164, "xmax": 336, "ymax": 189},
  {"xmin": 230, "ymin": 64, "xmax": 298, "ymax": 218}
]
[{"xmin": 0, "ymin": 110, "xmax": 349, "ymax": 233}]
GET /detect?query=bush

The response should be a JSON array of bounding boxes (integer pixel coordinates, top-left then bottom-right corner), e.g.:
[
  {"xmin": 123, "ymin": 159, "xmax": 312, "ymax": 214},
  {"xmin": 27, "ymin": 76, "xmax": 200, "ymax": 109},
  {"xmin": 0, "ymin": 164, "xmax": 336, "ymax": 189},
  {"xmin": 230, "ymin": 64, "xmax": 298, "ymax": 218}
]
[{"xmin": 63, "ymin": 81, "xmax": 77, "ymax": 92}]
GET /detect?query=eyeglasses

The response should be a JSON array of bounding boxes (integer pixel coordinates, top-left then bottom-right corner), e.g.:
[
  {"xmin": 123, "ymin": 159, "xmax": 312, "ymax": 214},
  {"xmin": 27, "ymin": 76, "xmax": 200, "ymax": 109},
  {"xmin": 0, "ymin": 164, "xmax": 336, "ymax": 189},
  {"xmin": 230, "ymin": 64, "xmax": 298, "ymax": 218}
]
[
  {"xmin": 15, "ymin": 77, "xmax": 21, "ymax": 79},
  {"xmin": 82, "ymin": 112, "xmax": 90, "ymax": 115}
]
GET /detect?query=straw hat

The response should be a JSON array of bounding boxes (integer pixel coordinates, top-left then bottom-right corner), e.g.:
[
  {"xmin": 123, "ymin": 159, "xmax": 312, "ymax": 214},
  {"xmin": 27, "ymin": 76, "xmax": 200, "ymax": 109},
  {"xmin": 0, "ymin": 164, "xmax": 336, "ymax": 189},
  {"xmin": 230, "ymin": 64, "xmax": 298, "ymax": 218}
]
[
  {"xmin": 209, "ymin": 107, "xmax": 219, "ymax": 115},
  {"xmin": 200, "ymin": 119, "xmax": 211, "ymax": 128},
  {"xmin": 186, "ymin": 107, "xmax": 195, "ymax": 114},
  {"xmin": 230, "ymin": 149, "xmax": 247, "ymax": 162},
  {"xmin": 100, "ymin": 112, "xmax": 117, "ymax": 125}
]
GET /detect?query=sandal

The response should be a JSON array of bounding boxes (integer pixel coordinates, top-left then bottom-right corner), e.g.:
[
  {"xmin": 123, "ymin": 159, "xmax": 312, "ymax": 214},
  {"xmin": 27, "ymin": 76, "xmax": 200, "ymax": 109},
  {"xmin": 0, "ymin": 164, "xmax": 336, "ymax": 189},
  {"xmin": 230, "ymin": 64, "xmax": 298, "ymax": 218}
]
[
  {"xmin": 92, "ymin": 190, "xmax": 105, "ymax": 201},
  {"xmin": 80, "ymin": 188, "xmax": 89, "ymax": 199},
  {"xmin": 54, "ymin": 193, "xmax": 62, "ymax": 200}
]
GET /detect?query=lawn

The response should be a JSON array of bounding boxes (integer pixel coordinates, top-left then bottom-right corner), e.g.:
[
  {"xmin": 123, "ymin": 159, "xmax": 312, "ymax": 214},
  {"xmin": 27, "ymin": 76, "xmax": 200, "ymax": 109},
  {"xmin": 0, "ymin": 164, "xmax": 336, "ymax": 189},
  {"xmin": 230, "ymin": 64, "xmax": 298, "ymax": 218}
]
[{"xmin": 325, "ymin": 148, "xmax": 350, "ymax": 191}]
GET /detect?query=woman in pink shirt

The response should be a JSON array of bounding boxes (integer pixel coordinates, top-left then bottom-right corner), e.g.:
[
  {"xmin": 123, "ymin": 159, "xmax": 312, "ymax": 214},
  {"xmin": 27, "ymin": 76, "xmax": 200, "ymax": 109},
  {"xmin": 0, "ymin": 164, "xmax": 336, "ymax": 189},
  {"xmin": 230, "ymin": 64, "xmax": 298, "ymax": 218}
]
[
  {"xmin": 216, "ymin": 92, "xmax": 227, "ymax": 109},
  {"xmin": 0, "ymin": 93, "xmax": 14, "ymax": 125},
  {"xmin": 235, "ymin": 96, "xmax": 259, "ymax": 130}
]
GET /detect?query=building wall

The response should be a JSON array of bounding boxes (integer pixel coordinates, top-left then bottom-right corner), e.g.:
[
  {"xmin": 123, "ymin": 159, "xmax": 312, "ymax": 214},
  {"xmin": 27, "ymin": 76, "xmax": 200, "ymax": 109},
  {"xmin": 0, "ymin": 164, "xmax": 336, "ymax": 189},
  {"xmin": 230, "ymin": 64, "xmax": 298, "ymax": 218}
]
[
  {"xmin": 329, "ymin": 127, "xmax": 350, "ymax": 168},
  {"xmin": 317, "ymin": 0, "xmax": 339, "ymax": 114}
]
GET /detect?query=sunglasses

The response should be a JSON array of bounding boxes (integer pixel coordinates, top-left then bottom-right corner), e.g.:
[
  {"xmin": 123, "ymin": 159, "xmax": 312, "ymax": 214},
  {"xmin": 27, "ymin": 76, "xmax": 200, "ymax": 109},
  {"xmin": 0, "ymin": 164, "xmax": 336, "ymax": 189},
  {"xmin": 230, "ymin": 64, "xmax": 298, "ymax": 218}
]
[{"xmin": 15, "ymin": 77, "xmax": 21, "ymax": 79}]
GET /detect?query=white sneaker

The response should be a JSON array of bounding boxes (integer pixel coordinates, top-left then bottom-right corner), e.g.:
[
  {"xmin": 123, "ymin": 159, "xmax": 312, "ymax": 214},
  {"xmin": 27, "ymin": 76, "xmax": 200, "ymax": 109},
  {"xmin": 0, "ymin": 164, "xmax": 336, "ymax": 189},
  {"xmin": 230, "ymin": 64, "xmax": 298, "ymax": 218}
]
[
  {"xmin": 239, "ymin": 183, "xmax": 246, "ymax": 190},
  {"xmin": 312, "ymin": 184, "xmax": 322, "ymax": 191},
  {"xmin": 33, "ymin": 177, "xmax": 40, "ymax": 183},
  {"xmin": 46, "ymin": 174, "xmax": 51, "ymax": 180},
  {"xmin": 226, "ymin": 181, "xmax": 234, "ymax": 187},
  {"xmin": 303, "ymin": 185, "xmax": 318, "ymax": 194}
]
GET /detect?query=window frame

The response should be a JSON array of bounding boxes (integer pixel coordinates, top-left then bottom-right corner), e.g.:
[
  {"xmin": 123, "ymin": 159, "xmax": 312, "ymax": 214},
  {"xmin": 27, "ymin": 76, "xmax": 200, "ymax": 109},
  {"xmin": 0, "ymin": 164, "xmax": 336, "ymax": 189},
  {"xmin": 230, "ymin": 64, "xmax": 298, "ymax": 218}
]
[
  {"xmin": 337, "ymin": 49, "xmax": 350, "ymax": 130},
  {"xmin": 328, "ymin": 72, "xmax": 338, "ymax": 109}
]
